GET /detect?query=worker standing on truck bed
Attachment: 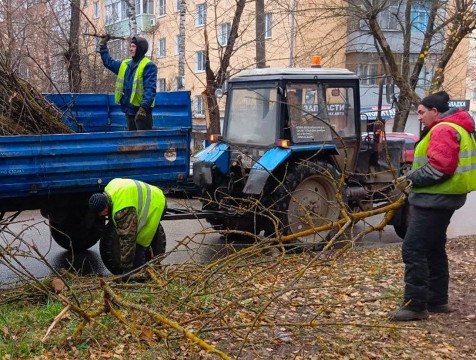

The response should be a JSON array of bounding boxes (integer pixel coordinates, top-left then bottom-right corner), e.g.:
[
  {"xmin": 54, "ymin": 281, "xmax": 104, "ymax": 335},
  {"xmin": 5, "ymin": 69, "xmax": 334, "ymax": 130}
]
[
  {"xmin": 89, "ymin": 178, "xmax": 166, "ymax": 271},
  {"xmin": 99, "ymin": 35, "xmax": 157, "ymax": 130}
]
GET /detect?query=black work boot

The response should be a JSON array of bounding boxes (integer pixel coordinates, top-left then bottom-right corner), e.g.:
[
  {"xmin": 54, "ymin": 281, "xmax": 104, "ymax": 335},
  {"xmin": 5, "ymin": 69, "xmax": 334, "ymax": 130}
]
[
  {"xmin": 388, "ymin": 306, "xmax": 429, "ymax": 321},
  {"xmin": 428, "ymin": 304, "xmax": 451, "ymax": 313}
]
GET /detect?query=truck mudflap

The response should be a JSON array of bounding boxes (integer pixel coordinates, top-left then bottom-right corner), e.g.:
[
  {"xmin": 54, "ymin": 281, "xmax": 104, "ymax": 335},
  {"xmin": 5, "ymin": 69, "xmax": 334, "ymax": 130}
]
[{"xmin": 243, "ymin": 144, "xmax": 339, "ymax": 195}]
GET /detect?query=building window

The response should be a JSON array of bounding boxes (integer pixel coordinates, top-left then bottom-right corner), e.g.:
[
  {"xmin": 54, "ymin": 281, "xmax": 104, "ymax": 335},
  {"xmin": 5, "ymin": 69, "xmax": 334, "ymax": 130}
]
[
  {"xmin": 158, "ymin": 0, "xmax": 165, "ymax": 16},
  {"xmin": 18, "ymin": 63, "xmax": 30, "ymax": 79},
  {"xmin": 196, "ymin": 3, "xmax": 206, "ymax": 26},
  {"xmin": 265, "ymin": 13, "xmax": 272, "ymax": 38},
  {"xmin": 121, "ymin": 0, "xmax": 127, "ymax": 18},
  {"xmin": 175, "ymin": 0, "xmax": 180, "ymax": 12},
  {"xmin": 218, "ymin": 23, "xmax": 231, "ymax": 47},
  {"xmin": 83, "ymin": 0, "xmax": 88, "ymax": 7},
  {"xmin": 142, "ymin": 0, "xmax": 153, "ymax": 13},
  {"xmin": 473, "ymin": 88, "xmax": 476, "ymax": 101},
  {"xmin": 105, "ymin": 1, "xmax": 121, "ymax": 25},
  {"xmin": 83, "ymin": 23, "xmax": 89, "ymax": 37},
  {"xmin": 409, "ymin": 53, "xmax": 436, "ymax": 88},
  {"xmin": 175, "ymin": 34, "xmax": 180, "ymax": 55},
  {"xmin": 378, "ymin": 1, "xmax": 399, "ymax": 30},
  {"xmin": 158, "ymin": 38, "xmax": 166, "ymax": 57},
  {"xmin": 158, "ymin": 78, "xmax": 166, "ymax": 92},
  {"xmin": 93, "ymin": 1, "xmax": 99, "ymax": 18},
  {"xmin": 357, "ymin": 64, "xmax": 378, "ymax": 85},
  {"xmin": 196, "ymin": 51, "xmax": 206, "ymax": 72},
  {"xmin": 195, "ymin": 95, "xmax": 205, "ymax": 116},
  {"xmin": 411, "ymin": 5, "xmax": 429, "ymax": 32},
  {"xmin": 94, "ymin": 37, "xmax": 100, "ymax": 50}
]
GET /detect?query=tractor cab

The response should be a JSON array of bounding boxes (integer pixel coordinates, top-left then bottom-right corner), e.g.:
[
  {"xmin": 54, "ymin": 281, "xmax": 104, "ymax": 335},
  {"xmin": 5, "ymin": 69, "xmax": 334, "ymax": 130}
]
[{"xmin": 217, "ymin": 67, "xmax": 362, "ymax": 175}]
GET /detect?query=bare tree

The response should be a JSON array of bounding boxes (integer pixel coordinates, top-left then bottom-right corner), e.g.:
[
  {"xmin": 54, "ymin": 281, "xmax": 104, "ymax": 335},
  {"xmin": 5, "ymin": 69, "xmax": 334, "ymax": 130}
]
[
  {"xmin": 255, "ymin": 0, "xmax": 266, "ymax": 68},
  {"xmin": 178, "ymin": 0, "xmax": 186, "ymax": 90},
  {"xmin": 203, "ymin": 0, "xmax": 247, "ymax": 136},
  {"xmin": 65, "ymin": 0, "xmax": 82, "ymax": 92},
  {"xmin": 125, "ymin": 0, "xmax": 138, "ymax": 37},
  {"xmin": 324, "ymin": 0, "xmax": 476, "ymax": 131}
]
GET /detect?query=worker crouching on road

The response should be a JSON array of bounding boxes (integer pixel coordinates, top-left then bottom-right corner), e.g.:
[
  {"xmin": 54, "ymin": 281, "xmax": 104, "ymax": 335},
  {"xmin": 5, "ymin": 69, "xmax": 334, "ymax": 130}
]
[
  {"xmin": 89, "ymin": 178, "xmax": 166, "ymax": 272},
  {"xmin": 389, "ymin": 91, "xmax": 476, "ymax": 321}
]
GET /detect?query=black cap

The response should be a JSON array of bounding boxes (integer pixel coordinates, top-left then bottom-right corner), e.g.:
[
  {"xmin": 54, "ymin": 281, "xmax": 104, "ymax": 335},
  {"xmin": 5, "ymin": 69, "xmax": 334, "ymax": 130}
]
[
  {"xmin": 420, "ymin": 91, "xmax": 450, "ymax": 113},
  {"xmin": 131, "ymin": 36, "xmax": 149, "ymax": 61},
  {"xmin": 89, "ymin": 193, "xmax": 108, "ymax": 213}
]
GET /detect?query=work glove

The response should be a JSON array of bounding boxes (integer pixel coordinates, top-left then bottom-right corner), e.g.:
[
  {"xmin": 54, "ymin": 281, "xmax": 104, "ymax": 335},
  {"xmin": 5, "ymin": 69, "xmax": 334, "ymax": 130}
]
[
  {"xmin": 99, "ymin": 34, "xmax": 111, "ymax": 47},
  {"xmin": 393, "ymin": 175, "xmax": 412, "ymax": 192},
  {"xmin": 388, "ymin": 176, "xmax": 411, "ymax": 203},
  {"xmin": 134, "ymin": 106, "xmax": 148, "ymax": 123}
]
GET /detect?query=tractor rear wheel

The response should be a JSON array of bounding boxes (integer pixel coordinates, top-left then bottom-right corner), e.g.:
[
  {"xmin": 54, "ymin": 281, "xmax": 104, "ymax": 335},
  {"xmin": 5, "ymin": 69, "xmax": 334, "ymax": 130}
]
[{"xmin": 268, "ymin": 161, "xmax": 341, "ymax": 249}]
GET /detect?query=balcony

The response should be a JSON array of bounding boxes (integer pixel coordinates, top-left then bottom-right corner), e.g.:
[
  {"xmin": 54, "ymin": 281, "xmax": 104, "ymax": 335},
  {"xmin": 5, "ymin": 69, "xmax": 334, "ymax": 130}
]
[{"xmin": 105, "ymin": 14, "xmax": 156, "ymax": 36}]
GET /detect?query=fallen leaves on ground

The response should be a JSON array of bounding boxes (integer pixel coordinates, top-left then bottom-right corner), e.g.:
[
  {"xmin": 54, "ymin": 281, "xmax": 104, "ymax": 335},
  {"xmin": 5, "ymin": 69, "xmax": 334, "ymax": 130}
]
[{"xmin": 1, "ymin": 236, "xmax": 475, "ymax": 359}]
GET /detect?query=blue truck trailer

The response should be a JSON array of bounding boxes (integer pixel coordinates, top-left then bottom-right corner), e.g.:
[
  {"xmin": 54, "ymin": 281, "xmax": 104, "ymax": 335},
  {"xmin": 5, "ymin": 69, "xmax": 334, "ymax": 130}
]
[{"xmin": 0, "ymin": 92, "xmax": 193, "ymax": 256}]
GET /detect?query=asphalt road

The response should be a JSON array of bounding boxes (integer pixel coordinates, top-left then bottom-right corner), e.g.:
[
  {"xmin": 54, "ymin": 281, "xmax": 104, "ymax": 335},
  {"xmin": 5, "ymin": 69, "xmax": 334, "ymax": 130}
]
[{"xmin": 1, "ymin": 193, "xmax": 475, "ymax": 285}]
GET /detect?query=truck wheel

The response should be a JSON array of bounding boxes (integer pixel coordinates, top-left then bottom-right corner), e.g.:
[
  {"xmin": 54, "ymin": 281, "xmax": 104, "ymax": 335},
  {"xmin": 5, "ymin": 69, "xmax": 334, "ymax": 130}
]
[
  {"xmin": 100, "ymin": 223, "xmax": 166, "ymax": 275},
  {"xmin": 269, "ymin": 161, "xmax": 341, "ymax": 249},
  {"xmin": 49, "ymin": 211, "xmax": 104, "ymax": 252}
]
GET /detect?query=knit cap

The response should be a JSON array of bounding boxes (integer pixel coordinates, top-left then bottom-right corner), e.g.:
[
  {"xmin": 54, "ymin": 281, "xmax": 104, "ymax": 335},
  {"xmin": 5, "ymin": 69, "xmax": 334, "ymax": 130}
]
[
  {"xmin": 89, "ymin": 193, "xmax": 108, "ymax": 213},
  {"xmin": 420, "ymin": 91, "xmax": 450, "ymax": 113}
]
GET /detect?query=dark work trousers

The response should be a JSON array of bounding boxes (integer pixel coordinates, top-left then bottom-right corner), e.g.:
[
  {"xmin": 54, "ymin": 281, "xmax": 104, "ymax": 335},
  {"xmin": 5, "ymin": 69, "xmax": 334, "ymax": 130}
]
[
  {"xmin": 133, "ymin": 200, "xmax": 167, "ymax": 268},
  {"xmin": 402, "ymin": 205, "xmax": 455, "ymax": 311},
  {"xmin": 125, "ymin": 111, "xmax": 153, "ymax": 131}
]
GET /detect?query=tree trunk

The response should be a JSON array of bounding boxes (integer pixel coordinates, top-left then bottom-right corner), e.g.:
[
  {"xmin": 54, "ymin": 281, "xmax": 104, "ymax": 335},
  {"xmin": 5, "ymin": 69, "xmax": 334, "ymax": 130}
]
[
  {"xmin": 67, "ymin": 0, "xmax": 82, "ymax": 92},
  {"xmin": 4, "ymin": 0, "xmax": 15, "ymax": 70},
  {"xmin": 204, "ymin": 88, "xmax": 220, "ymax": 136},
  {"xmin": 392, "ymin": 94, "xmax": 412, "ymax": 132},
  {"xmin": 178, "ymin": 0, "xmax": 186, "ymax": 90},
  {"xmin": 126, "ymin": 0, "xmax": 138, "ymax": 37},
  {"xmin": 255, "ymin": 0, "xmax": 266, "ymax": 68}
]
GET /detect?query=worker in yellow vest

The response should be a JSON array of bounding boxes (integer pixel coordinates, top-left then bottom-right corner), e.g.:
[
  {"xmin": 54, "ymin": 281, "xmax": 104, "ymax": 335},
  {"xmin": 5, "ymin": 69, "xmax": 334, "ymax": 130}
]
[
  {"xmin": 99, "ymin": 35, "xmax": 157, "ymax": 130},
  {"xmin": 390, "ymin": 91, "xmax": 476, "ymax": 321},
  {"xmin": 89, "ymin": 178, "xmax": 167, "ymax": 271}
]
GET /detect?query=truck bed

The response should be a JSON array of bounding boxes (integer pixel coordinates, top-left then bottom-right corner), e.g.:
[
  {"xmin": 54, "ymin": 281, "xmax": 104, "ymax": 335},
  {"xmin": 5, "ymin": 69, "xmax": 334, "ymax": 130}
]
[{"xmin": 0, "ymin": 92, "xmax": 192, "ymax": 211}]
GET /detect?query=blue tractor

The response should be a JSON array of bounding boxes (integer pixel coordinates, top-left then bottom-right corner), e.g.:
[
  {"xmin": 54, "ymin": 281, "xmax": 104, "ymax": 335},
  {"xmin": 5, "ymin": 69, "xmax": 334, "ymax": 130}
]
[{"xmin": 193, "ymin": 66, "xmax": 407, "ymax": 246}]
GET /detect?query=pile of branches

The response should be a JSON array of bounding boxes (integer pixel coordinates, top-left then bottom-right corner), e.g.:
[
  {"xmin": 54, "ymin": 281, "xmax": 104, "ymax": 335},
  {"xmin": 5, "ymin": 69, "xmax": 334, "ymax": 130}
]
[{"xmin": 0, "ymin": 55, "xmax": 72, "ymax": 136}]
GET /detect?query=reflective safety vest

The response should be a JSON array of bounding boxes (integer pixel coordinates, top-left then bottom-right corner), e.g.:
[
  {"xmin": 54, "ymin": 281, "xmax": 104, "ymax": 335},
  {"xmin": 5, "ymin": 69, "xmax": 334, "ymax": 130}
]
[
  {"xmin": 412, "ymin": 121, "xmax": 476, "ymax": 194},
  {"xmin": 105, "ymin": 178, "xmax": 166, "ymax": 247},
  {"xmin": 115, "ymin": 57, "xmax": 155, "ymax": 107}
]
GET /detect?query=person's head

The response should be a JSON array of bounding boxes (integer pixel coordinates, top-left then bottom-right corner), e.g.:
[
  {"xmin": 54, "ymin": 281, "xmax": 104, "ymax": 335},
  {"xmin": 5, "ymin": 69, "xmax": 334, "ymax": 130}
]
[
  {"xmin": 89, "ymin": 193, "xmax": 109, "ymax": 216},
  {"xmin": 418, "ymin": 91, "xmax": 450, "ymax": 127},
  {"xmin": 130, "ymin": 36, "xmax": 149, "ymax": 61}
]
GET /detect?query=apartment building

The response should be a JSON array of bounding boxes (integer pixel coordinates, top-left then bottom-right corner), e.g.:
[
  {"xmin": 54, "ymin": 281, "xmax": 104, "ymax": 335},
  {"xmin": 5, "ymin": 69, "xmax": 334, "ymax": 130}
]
[
  {"xmin": 80, "ymin": 0, "xmax": 347, "ymax": 150},
  {"xmin": 80, "ymin": 0, "xmax": 470, "ymax": 141}
]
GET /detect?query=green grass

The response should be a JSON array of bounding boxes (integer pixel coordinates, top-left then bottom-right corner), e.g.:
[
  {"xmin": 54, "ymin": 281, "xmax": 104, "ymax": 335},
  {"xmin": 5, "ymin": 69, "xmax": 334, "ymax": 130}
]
[{"xmin": 0, "ymin": 298, "xmax": 65, "ymax": 357}]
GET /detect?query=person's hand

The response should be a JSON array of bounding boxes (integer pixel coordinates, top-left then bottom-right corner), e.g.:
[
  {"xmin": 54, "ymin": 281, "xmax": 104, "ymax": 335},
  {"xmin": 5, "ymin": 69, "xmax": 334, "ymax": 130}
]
[
  {"xmin": 134, "ymin": 107, "xmax": 148, "ymax": 123},
  {"xmin": 99, "ymin": 34, "xmax": 111, "ymax": 47},
  {"xmin": 393, "ymin": 175, "xmax": 411, "ymax": 192}
]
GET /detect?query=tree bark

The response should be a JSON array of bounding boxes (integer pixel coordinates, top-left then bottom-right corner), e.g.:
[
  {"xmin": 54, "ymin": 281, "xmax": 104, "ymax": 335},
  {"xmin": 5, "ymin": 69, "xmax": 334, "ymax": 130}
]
[
  {"xmin": 255, "ymin": 0, "xmax": 266, "ymax": 68},
  {"xmin": 203, "ymin": 0, "xmax": 246, "ymax": 135},
  {"xmin": 67, "ymin": 0, "xmax": 82, "ymax": 92},
  {"xmin": 178, "ymin": 0, "xmax": 186, "ymax": 90},
  {"xmin": 126, "ymin": 0, "xmax": 138, "ymax": 37}
]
